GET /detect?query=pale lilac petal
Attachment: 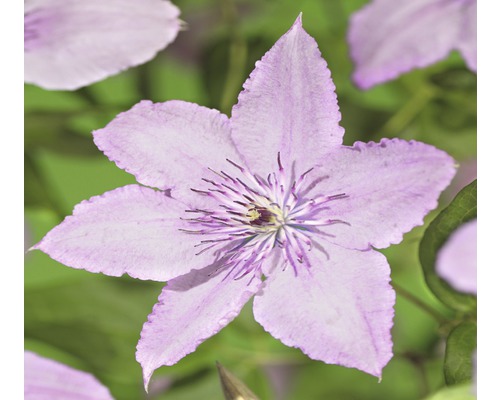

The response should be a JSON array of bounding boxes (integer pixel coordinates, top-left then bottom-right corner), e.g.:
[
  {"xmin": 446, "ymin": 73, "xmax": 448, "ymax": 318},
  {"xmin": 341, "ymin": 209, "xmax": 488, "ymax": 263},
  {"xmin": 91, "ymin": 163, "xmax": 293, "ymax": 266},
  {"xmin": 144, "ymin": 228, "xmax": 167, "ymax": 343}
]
[
  {"xmin": 254, "ymin": 244, "xmax": 395, "ymax": 377},
  {"xmin": 312, "ymin": 139, "xmax": 456, "ymax": 250},
  {"xmin": 348, "ymin": 0, "xmax": 473, "ymax": 89},
  {"xmin": 436, "ymin": 219, "xmax": 477, "ymax": 294},
  {"xmin": 32, "ymin": 185, "xmax": 218, "ymax": 282},
  {"xmin": 24, "ymin": 0, "xmax": 180, "ymax": 90},
  {"xmin": 230, "ymin": 14, "xmax": 344, "ymax": 176},
  {"xmin": 25, "ymin": 351, "xmax": 114, "ymax": 400},
  {"xmin": 456, "ymin": 1, "xmax": 477, "ymax": 71},
  {"xmin": 93, "ymin": 100, "xmax": 240, "ymax": 197},
  {"xmin": 136, "ymin": 263, "xmax": 263, "ymax": 388}
]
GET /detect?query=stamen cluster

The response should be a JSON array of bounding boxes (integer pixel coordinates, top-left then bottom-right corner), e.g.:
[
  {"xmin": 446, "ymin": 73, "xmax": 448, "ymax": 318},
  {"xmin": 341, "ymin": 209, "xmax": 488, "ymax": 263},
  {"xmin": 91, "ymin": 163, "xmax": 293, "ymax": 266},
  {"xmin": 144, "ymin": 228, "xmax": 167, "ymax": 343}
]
[{"xmin": 181, "ymin": 155, "xmax": 349, "ymax": 279}]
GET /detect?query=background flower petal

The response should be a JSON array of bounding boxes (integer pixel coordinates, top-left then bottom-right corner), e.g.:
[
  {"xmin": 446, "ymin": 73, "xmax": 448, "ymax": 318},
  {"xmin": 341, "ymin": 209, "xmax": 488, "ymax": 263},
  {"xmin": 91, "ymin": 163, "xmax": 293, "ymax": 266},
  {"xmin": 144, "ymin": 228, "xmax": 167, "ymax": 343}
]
[
  {"xmin": 436, "ymin": 219, "xmax": 477, "ymax": 294},
  {"xmin": 456, "ymin": 0, "xmax": 477, "ymax": 72},
  {"xmin": 348, "ymin": 0, "xmax": 472, "ymax": 89},
  {"xmin": 253, "ymin": 244, "xmax": 395, "ymax": 378},
  {"xmin": 230, "ymin": 14, "xmax": 344, "ymax": 176},
  {"xmin": 24, "ymin": 0, "xmax": 180, "ymax": 90},
  {"xmin": 32, "ymin": 185, "xmax": 218, "ymax": 282},
  {"xmin": 94, "ymin": 100, "xmax": 241, "ymax": 199},
  {"xmin": 313, "ymin": 138, "xmax": 456, "ymax": 250},
  {"xmin": 25, "ymin": 351, "xmax": 114, "ymax": 400},
  {"xmin": 136, "ymin": 263, "xmax": 263, "ymax": 389}
]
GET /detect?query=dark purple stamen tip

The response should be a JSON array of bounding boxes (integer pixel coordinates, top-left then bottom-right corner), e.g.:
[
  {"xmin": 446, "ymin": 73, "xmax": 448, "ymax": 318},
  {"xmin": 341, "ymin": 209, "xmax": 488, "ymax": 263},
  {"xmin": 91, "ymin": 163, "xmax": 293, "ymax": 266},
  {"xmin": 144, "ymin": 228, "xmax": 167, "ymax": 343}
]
[
  {"xmin": 226, "ymin": 158, "xmax": 245, "ymax": 172},
  {"xmin": 277, "ymin": 152, "xmax": 284, "ymax": 171},
  {"xmin": 191, "ymin": 188, "xmax": 209, "ymax": 195}
]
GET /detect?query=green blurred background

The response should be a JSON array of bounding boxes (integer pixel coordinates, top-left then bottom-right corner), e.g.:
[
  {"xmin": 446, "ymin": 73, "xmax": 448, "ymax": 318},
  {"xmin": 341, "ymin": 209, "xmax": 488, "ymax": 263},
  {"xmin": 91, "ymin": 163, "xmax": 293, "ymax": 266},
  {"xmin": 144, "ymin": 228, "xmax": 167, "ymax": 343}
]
[{"xmin": 24, "ymin": 0, "xmax": 476, "ymax": 399}]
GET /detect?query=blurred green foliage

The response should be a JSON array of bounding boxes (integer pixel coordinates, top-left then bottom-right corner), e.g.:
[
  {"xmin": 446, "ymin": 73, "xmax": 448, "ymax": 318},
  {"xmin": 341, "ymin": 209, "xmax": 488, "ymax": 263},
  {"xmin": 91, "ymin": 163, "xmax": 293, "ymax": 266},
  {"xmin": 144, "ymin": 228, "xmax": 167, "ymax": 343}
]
[
  {"xmin": 424, "ymin": 384, "xmax": 476, "ymax": 400},
  {"xmin": 444, "ymin": 322, "xmax": 477, "ymax": 386},
  {"xmin": 25, "ymin": 0, "xmax": 476, "ymax": 399}
]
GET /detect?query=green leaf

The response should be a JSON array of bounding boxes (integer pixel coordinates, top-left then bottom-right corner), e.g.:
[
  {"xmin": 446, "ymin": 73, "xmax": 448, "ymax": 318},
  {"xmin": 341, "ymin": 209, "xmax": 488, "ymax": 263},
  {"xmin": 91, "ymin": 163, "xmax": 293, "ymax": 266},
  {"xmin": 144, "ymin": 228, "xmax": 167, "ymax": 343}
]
[
  {"xmin": 423, "ymin": 383, "xmax": 476, "ymax": 400},
  {"xmin": 24, "ymin": 276, "xmax": 164, "ymax": 400},
  {"xmin": 444, "ymin": 321, "xmax": 477, "ymax": 385},
  {"xmin": 419, "ymin": 180, "xmax": 477, "ymax": 312},
  {"xmin": 200, "ymin": 35, "xmax": 272, "ymax": 111}
]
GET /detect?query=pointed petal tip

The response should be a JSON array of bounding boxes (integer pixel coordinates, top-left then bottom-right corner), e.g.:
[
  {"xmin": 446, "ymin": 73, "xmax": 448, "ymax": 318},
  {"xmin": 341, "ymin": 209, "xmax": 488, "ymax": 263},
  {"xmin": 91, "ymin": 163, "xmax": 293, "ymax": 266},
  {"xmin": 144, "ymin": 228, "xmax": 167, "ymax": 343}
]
[
  {"xmin": 28, "ymin": 238, "xmax": 51, "ymax": 256},
  {"xmin": 375, "ymin": 364, "xmax": 388, "ymax": 382},
  {"xmin": 369, "ymin": 351, "xmax": 392, "ymax": 381},
  {"xmin": 27, "ymin": 242, "xmax": 39, "ymax": 253},
  {"xmin": 142, "ymin": 370, "xmax": 152, "ymax": 393},
  {"xmin": 359, "ymin": 361, "xmax": 386, "ymax": 381},
  {"xmin": 294, "ymin": 12, "xmax": 303, "ymax": 26},
  {"xmin": 289, "ymin": 13, "xmax": 303, "ymax": 32}
]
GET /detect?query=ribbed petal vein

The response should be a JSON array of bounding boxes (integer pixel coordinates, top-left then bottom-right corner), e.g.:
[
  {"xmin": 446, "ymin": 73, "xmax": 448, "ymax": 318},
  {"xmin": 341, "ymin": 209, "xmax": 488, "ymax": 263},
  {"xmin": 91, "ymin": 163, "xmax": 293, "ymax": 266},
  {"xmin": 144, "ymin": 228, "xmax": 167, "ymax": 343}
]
[
  {"xmin": 254, "ymin": 243, "xmax": 395, "ymax": 378},
  {"xmin": 137, "ymin": 263, "xmax": 263, "ymax": 388},
  {"xmin": 230, "ymin": 14, "xmax": 344, "ymax": 177},
  {"xmin": 33, "ymin": 185, "xmax": 218, "ymax": 282}
]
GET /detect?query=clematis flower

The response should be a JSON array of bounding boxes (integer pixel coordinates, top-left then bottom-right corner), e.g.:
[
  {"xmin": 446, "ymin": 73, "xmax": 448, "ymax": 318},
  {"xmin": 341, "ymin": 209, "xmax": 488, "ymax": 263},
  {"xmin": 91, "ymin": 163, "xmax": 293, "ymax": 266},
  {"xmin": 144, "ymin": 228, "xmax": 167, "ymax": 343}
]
[
  {"xmin": 348, "ymin": 0, "xmax": 477, "ymax": 89},
  {"xmin": 25, "ymin": 351, "xmax": 114, "ymax": 399},
  {"xmin": 33, "ymin": 15, "xmax": 456, "ymax": 388},
  {"xmin": 436, "ymin": 219, "xmax": 477, "ymax": 294},
  {"xmin": 24, "ymin": 0, "xmax": 181, "ymax": 90}
]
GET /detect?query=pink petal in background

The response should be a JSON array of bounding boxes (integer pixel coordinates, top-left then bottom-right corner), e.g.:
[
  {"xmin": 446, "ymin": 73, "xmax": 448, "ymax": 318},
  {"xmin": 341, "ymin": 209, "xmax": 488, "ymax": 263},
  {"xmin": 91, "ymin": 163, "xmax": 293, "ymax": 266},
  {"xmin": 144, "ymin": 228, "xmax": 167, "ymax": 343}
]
[
  {"xmin": 348, "ymin": 0, "xmax": 476, "ymax": 89},
  {"xmin": 25, "ymin": 351, "xmax": 114, "ymax": 400},
  {"xmin": 25, "ymin": 0, "xmax": 180, "ymax": 90},
  {"xmin": 436, "ymin": 219, "xmax": 477, "ymax": 294},
  {"xmin": 456, "ymin": 0, "xmax": 477, "ymax": 71}
]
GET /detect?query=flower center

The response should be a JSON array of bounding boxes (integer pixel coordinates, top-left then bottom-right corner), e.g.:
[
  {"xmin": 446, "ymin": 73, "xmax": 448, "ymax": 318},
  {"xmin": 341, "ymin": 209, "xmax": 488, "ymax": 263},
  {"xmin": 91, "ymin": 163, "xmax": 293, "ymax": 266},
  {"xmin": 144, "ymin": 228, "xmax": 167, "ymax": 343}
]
[
  {"xmin": 248, "ymin": 206, "xmax": 278, "ymax": 226},
  {"xmin": 180, "ymin": 154, "xmax": 349, "ymax": 280}
]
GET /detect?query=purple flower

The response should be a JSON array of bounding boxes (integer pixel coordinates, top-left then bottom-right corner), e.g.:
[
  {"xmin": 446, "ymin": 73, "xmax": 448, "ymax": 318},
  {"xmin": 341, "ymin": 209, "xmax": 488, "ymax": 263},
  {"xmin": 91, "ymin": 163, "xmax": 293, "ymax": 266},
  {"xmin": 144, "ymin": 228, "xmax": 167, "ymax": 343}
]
[
  {"xmin": 436, "ymin": 219, "xmax": 477, "ymax": 294},
  {"xmin": 348, "ymin": 0, "xmax": 477, "ymax": 89},
  {"xmin": 24, "ymin": 0, "xmax": 181, "ymax": 90},
  {"xmin": 25, "ymin": 351, "xmax": 114, "ymax": 399},
  {"xmin": 34, "ymin": 15, "xmax": 456, "ymax": 387}
]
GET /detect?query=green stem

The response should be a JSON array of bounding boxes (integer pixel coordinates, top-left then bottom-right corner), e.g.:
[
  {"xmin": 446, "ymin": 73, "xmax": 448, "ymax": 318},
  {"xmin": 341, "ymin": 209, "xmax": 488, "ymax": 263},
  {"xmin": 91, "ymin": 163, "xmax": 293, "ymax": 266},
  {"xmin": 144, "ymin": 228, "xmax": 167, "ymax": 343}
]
[
  {"xmin": 137, "ymin": 62, "xmax": 154, "ymax": 101},
  {"xmin": 74, "ymin": 86, "xmax": 101, "ymax": 107},
  {"xmin": 392, "ymin": 281, "xmax": 448, "ymax": 324},
  {"xmin": 395, "ymin": 351, "xmax": 431, "ymax": 398},
  {"xmin": 375, "ymin": 85, "xmax": 435, "ymax": 140},
  {"xmin": 25, "ymin": 152, "xmax": 67, "ymax": 220},
  {"xmin": 219, "ymin": 0, "xmax": 247, "ymax": 116},
  {"xmin": 413, "ymin": 356, "xmax": 431, "ymax": 398}
]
